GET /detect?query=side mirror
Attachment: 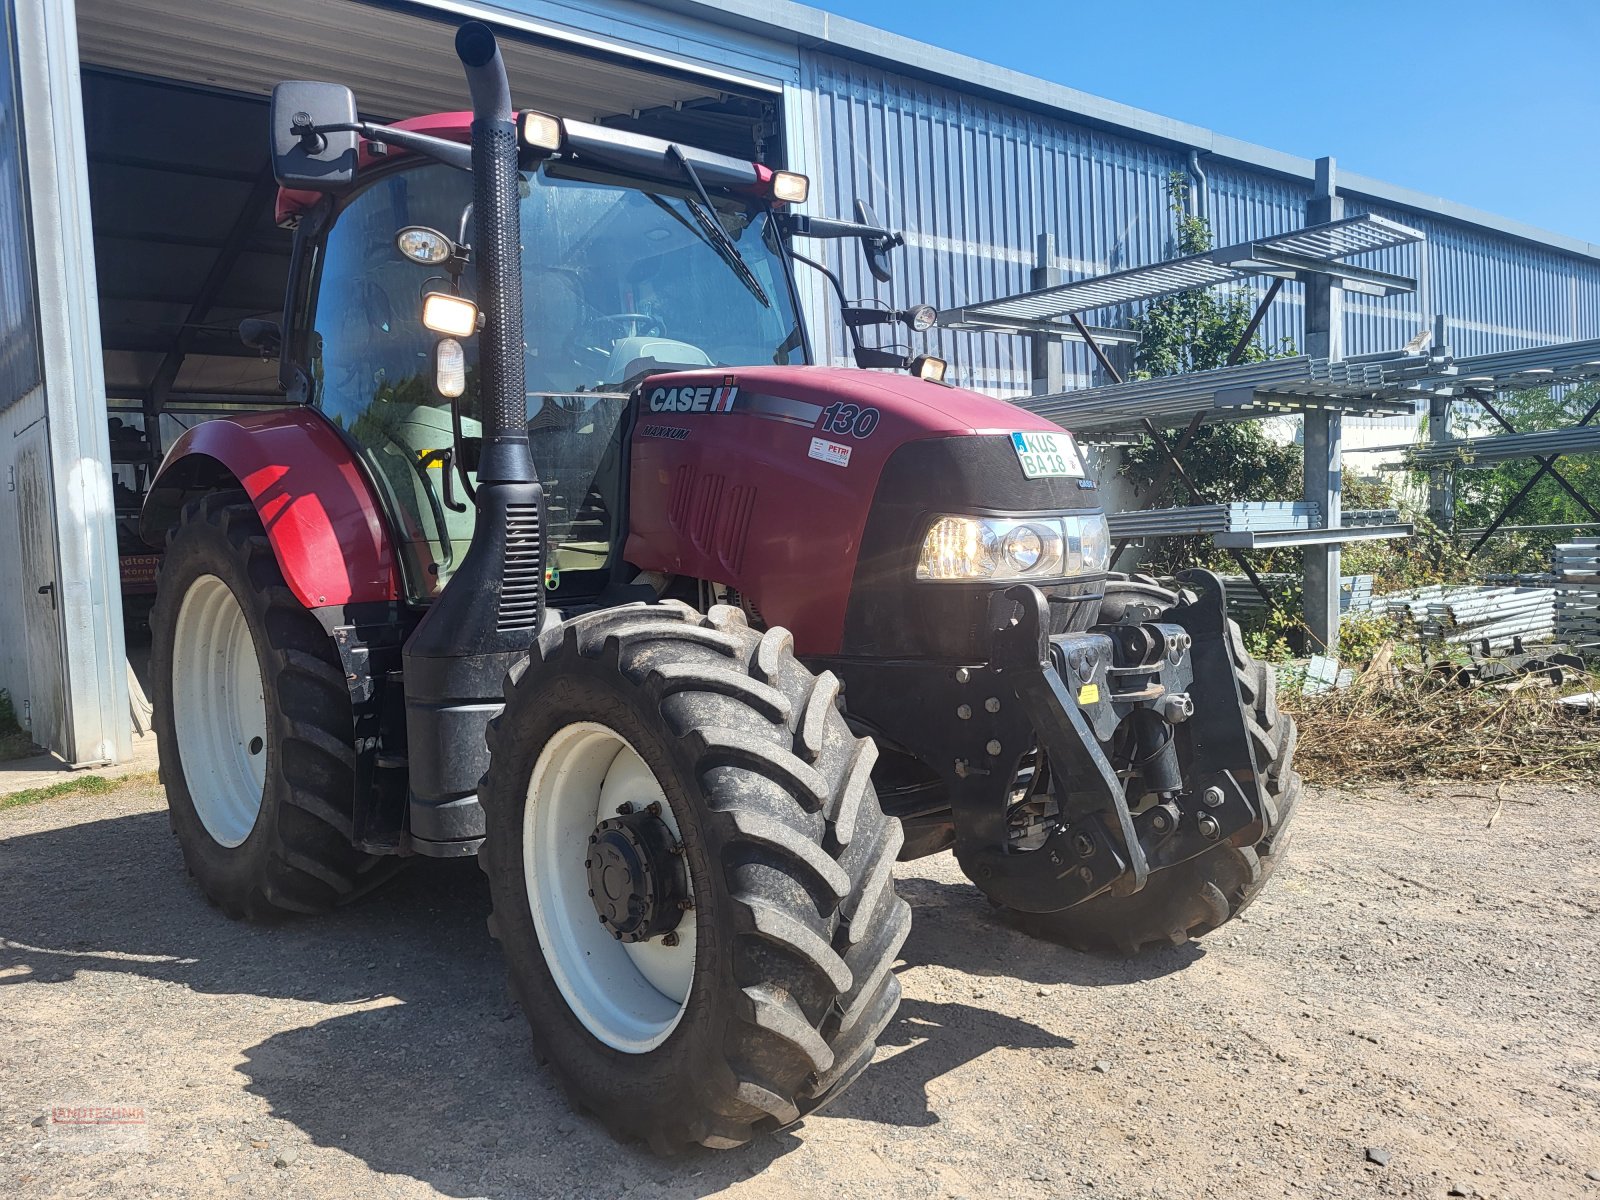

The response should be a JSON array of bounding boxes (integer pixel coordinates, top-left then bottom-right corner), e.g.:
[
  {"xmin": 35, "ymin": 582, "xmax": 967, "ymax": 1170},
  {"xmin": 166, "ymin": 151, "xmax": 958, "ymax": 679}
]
[
  {"xmin": 855, "ymin": 200, "xmax": 896, "ymax": 283},
  {"xmin": 270, "ymin": 81, "xmax": 360, "ymax": 192}
]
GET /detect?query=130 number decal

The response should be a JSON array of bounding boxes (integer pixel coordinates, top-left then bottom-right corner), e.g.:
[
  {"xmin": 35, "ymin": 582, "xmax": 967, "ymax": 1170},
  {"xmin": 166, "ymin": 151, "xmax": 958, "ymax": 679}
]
[{"xmin": 817, "ymin": 403, "xmax": 881, "ymax": 439}]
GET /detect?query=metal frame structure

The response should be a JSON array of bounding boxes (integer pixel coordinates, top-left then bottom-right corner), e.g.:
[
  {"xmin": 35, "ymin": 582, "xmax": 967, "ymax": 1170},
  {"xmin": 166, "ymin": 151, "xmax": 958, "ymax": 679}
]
[
  {"xmin": 1373, "ymin": 337, "xmax": 1600, "ymax": 556},
  {"xmin": 937, "ymin": 212, "xmax": 1420, "ymax": 336},
  {"xmin": 939, "ymin": 184, "xmax": 1424, "ymax": 650}
]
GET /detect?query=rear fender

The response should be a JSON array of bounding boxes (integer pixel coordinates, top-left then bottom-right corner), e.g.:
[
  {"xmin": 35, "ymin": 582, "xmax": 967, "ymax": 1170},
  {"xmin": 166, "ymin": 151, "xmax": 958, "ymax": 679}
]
[{"xmin": 140, "ymin": 408, "xmax": 400, "ymax": 609}]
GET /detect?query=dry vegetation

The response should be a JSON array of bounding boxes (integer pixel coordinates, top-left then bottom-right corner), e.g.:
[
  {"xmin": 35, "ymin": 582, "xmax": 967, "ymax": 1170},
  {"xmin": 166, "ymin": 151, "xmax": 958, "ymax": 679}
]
[{"xmin": 1281, "ymin": 650, "xmax": 1599, "ymax": 784}]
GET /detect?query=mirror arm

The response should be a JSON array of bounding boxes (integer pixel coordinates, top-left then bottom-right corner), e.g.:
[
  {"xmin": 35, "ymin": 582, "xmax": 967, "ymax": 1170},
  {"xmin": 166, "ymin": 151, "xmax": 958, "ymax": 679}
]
[
  {"xmin": 789, "ymin": 249, "xmax": 866, "ymax": 354},
  {"xmin": 852, "ymin": 345, "xmax": 914, "ymax": 371},
  {"xmin": 780, "ymin": 213, "xmax": 903, "ymax": 248},
  {"xmin": 307, "ymin": 121, "xmax": 474, "ymax": 171},
  {"xmin": 842, "ymin": 306, "xmax": 893, "ymax": 329}
]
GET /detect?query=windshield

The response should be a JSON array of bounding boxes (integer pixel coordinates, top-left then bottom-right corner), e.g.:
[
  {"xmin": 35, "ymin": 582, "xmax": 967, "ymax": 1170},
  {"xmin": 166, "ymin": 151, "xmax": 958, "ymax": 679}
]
[{"xmin": 308, "ymin": 160, "xmax": 806, "ymax": 601}]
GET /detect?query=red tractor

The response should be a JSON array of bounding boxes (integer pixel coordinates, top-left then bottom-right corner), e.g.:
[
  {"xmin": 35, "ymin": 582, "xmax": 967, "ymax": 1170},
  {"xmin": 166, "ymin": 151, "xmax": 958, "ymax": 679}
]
[{"xmin": 141, "ymin": 25, "xmax": 1300, "ymax": 1152}]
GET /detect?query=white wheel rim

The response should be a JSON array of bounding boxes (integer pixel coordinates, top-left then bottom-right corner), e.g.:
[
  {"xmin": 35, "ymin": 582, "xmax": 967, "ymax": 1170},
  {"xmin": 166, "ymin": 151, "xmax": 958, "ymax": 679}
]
[
  {"xmin": 524, "ymin": 722, "xmax": 697, "ymax": 1053},
  {"xmin": 171, "ymin": 574, "xmax": 269, "ymax": 848}
]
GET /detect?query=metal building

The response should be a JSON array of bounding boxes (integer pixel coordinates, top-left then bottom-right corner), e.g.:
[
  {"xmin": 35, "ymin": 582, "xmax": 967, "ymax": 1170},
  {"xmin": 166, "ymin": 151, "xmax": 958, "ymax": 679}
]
[{"xmin": 3, "ymin": 0, "xmax": 1597, "ymax": 765}]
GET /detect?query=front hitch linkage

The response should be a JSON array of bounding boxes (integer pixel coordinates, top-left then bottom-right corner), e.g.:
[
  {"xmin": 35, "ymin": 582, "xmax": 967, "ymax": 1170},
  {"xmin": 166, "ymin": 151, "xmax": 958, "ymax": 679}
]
[{"xmin": 954, "ymin": 571, "xmax": 1266, "ymax": 915}]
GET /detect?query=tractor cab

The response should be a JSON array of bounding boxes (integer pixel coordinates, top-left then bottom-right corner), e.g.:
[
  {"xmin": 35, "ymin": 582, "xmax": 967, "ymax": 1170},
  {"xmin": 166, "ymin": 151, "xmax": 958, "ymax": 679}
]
[{"xmin": 273, "ymin": 109, "xmax": 912, "ymax": 608}]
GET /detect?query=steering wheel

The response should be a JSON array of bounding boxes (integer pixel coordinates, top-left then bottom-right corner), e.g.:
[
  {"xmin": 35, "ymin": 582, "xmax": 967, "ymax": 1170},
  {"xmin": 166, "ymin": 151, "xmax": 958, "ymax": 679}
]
[{"xmin": 580, "ymin": 312, "xmax": 665, "ymax": 354}]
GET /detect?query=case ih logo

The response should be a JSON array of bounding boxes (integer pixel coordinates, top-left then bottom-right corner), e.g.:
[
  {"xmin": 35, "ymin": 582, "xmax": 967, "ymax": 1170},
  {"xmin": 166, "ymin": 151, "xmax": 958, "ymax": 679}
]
[{"xmin": 647, "ymin": 385, "xmax": 738, "ymax": 413}]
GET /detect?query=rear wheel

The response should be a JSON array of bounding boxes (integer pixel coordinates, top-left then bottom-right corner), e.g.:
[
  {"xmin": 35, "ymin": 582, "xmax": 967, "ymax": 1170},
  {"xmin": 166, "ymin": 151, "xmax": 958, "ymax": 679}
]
[
  {"xmin": 1002, "ymin": 603, "xmax": 1301, "ymax": 955},
  {"xmin": 150, "ymin": 492, "xmax": 398, "ymax": 919},
  {"xmin": 479, "ymin": 602, "xmax": 909, "ymax": 1151}
]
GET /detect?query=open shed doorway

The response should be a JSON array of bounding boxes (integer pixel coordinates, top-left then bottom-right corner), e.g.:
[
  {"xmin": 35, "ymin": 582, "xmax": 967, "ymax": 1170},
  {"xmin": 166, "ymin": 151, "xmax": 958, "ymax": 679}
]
[{"xmin": 73, "ymin": 0, "xmax": 780, "ymax": 636}]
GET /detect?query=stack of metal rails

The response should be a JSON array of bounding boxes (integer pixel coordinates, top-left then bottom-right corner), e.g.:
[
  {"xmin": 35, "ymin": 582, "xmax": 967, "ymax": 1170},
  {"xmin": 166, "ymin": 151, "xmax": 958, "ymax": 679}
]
[
  {"xmin": 1105, "ymin": 503, "xmax": 1408, "ymax": 549},
  {"xmin": 1553, "ymin": 540, "xmax": 1600, "ymax": 652},
  {"xmin": 1385, "ymin": 424, "xmax": 1600, "ymax": 470},
  {"xmin": 1448, "ymin": 337, "xmax": 1600, "ymax": 391},
  {"xmin": 1024, "ymin": 352, "xmax": 1435, "ymax": 437},
  {"xmin": 1219, "ymin": 573, "xmax": 1373, "ymax": 622},
  {"xmin": 1370, "ymin": 585, "xmax": 1557, "ymax": 651},
  {"xmin": 1106, "ymin": 502, "xmax": 1318, "ymax": 539}
]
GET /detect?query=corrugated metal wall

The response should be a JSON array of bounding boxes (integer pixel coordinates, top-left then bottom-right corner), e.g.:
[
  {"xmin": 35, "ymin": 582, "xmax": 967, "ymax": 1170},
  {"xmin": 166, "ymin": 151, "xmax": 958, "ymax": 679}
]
[
  {"xmin": 804, "ymin": 52, "xmax": 1184, "ymax": 393},
  {"xmin": 803, "ymin": 51, "xmax": 1600, "ymax": 395},
  {"xmin": 1, "ymin": 0, "xmax": 41, "ymax": 411},
  {"xmin": 1347, "ymin": 201, "xmax": 1600, "ymax": 356}
]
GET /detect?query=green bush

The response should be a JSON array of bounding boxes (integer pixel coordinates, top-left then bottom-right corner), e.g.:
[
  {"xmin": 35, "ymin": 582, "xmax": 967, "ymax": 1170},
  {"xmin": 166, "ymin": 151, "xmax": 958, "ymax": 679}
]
[{"xmin": 0, "ymin": 687, "xmax": 40, "ymax": 761}]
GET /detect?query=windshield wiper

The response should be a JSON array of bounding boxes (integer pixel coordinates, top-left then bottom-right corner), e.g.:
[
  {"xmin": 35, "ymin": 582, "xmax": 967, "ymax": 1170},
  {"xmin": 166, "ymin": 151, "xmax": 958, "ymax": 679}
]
[{"xmin": 665, "ymin": 144, "xmax": 770, "ymax": 308}]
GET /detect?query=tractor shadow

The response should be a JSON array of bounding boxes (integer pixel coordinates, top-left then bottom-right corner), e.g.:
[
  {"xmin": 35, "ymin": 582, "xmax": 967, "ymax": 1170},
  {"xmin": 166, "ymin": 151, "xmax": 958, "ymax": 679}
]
[
  {"xmin": 892, "ymin": 873, "xmax": 1208, "ymax": 987},
  {"xmin": 0, "ymin": 807, "xmax": 1182, "ymax": 1196}
]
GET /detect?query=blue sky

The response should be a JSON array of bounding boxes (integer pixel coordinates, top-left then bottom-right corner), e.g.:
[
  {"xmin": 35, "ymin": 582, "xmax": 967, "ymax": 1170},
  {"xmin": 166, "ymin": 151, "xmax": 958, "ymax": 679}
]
[{"xmin": 811, "ymin": 0, "xmax": 1600, "ymax": 244}]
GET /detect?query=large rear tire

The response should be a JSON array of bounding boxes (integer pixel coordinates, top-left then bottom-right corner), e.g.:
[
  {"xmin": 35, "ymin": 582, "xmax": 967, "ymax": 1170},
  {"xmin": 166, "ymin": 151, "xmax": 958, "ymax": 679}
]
[
  {"xmin": 1003, "ymin": 613, "xmax": 1301, "ymax": 955},
  {"xmin": 478, "ymin": 602, "xmax": 909, "ymax": 1151},
  {"xmin": 150, "ymin": 492, "xmax": 399, "ymax": 919}
]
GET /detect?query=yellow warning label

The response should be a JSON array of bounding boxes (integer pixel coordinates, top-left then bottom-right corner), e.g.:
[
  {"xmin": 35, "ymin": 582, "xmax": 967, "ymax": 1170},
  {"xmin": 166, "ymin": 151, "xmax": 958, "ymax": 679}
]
[{"xmin": 1077, "ymin": 682, "xmax": 1100, "ymax": 705}]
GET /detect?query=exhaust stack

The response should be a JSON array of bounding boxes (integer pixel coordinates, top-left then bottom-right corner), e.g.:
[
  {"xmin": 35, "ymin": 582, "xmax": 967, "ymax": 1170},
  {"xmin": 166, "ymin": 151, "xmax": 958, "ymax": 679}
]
[{"xmin": 401, "ymin": 22, "xmax": 548, "ymax": 852}]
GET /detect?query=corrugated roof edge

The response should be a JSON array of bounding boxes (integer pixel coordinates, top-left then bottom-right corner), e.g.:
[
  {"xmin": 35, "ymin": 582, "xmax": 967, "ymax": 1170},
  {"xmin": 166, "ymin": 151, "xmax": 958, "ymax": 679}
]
[{"xmin": 661, "ymin": 0, "xmax": 1600, "ymax": 264}]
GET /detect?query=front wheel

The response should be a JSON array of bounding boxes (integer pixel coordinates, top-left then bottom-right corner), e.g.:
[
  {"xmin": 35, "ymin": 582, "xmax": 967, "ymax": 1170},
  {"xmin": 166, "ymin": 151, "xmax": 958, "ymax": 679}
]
[{"xmin": 478, "ymin": 602, "xmax": 909, "ymax": 1152}]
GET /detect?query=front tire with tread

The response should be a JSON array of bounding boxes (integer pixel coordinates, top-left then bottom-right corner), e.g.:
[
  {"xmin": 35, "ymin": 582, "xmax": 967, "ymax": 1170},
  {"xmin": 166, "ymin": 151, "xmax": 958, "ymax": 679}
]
[{"xmin": 478, "ymin": 601, "xmax": 909, "ymax": 1152}]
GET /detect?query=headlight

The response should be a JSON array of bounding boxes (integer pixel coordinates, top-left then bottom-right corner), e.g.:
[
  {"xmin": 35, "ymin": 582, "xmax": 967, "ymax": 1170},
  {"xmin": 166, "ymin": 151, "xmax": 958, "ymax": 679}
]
[{"xmin": 916, "ymin": 513, "xmax": 1110, "ymax": 582}]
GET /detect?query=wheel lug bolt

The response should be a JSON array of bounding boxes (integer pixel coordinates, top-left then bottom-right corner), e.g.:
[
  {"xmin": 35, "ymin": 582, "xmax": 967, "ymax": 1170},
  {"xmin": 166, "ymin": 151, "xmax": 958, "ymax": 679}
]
[
  {"xmin": 617, "ymin": 802, "xmax": 634, "ymax": 815},
  {"xmin": 678, "ymin": 899, "xmax": 694, "ymax": 911},
  {"xmin": 661, "ymin": 932, "xmax": 680, "ymax": 947},
  {"xmin": 645, "ymin": 802, "xmax": 661, "ymax": 816}
]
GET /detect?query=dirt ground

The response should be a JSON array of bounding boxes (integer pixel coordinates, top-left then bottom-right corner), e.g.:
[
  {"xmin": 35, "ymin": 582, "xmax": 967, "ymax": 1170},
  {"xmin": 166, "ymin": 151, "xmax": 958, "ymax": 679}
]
[{"xmin": 2, "ymin": 778, "xmax": 1598, "ymax": 1200}]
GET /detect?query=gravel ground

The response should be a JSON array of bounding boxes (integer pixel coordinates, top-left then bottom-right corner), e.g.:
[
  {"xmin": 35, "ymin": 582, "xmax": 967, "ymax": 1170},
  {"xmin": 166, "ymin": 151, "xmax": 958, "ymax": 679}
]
[{"xmin": 2, "ymin": 778, "xmax": 1598, "ymax": 1199}]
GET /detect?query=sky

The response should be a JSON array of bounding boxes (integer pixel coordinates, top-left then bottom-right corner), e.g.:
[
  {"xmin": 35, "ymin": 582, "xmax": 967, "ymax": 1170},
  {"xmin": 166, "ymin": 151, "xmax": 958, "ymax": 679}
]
[{"xmin": 809, "ymin": 0, "xmax": 1600, "ymax": 245}]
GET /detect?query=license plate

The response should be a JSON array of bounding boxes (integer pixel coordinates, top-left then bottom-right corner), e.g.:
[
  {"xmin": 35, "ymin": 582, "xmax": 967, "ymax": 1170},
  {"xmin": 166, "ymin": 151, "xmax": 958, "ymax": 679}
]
[{"xmin": 1010, "ymin": 430, "xmax": 1084, "ymax": 479}]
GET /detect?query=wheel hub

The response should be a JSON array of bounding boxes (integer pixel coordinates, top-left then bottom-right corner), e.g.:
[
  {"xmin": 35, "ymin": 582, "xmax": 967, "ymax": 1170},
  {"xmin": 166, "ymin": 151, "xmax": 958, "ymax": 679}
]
[{"xmin": 585, "ymin": 804, "xmax": 687, "ymax": 943}]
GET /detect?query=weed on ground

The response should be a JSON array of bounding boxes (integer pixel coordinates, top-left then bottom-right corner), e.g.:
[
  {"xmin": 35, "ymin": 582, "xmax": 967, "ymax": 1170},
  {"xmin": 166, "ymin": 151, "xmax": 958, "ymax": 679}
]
[{"xmin": 1283, "ymin": 662, "xmax": 1598, "ymax": 784}]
